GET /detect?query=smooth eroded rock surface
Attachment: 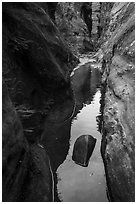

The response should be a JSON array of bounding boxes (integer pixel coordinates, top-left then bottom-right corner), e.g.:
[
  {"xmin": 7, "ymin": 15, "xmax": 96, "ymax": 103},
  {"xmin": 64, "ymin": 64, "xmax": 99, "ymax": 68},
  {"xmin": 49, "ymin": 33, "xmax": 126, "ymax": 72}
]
[
  {"xmin": 2, "ymin": 82, "xmax": 53, "ymax": 201},
  {"xmin": 2, "ymin": 2, "xmax": 78, "ymax": 144},
  {"xmin": 2, "ymin": 3, "xmax": 78, "ymax": 201},
  {"xmin": 72, "ymin": 135, "xmax": 96, "ymax": 167}
]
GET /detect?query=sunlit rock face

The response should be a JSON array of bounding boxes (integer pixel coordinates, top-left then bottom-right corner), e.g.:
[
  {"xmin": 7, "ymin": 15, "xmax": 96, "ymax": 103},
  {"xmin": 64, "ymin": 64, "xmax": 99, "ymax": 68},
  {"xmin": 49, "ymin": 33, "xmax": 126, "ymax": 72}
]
[{"xmin": 100, "ymin": 3, "xmax": 135, "ymax": 201}]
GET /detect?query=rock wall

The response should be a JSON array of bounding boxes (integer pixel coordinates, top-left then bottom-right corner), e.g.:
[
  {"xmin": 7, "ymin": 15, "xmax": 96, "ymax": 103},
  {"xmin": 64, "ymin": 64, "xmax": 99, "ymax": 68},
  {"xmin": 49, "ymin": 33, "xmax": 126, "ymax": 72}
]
[
  {"xmin": 2, "ymin": 2, "xmax": 77, "ymax": 104},
  {"xmin": 56, "ymin": 2, "xmax": 87, "ymax": 54},
  {"xmin": 2, "ymin": 2, "xmax": 78, "ymax": 201},
  {"xmin": 2, "ymin": 2, "xmax": 78, "ymax": 145},
  {"xmin": 2, "ymin": 81, "xmax": 53, "ymax": 201},
  {"xmin": 99, "ymin": 3, "xmax": 135, "ymax": 201}
]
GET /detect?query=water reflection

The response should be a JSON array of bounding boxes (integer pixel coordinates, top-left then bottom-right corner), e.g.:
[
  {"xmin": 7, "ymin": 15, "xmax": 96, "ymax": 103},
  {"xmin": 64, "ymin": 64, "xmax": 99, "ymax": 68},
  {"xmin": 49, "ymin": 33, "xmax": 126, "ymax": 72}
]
[
  {"xmin": 57, "ymin": 91, "xmax": 108, "ymax": 202},
  {"xmin": 41, "ymin": 62, "xmax": 106, "ymax": 201},
  {"xmin": 72, "ymin": 64, "xmax": 101, "ymax": 114},
  {"xmin": 41, "ymin": 95, "xmax": 73, "ymax": 171}
]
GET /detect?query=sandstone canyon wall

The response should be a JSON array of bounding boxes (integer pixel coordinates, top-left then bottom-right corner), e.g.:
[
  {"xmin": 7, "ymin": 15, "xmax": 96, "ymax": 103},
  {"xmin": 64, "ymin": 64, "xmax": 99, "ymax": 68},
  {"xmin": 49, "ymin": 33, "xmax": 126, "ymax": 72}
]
[
  {"xmin": 99, "ymin": 2, "xmax": 135, "ymax": 201},
  {"xmin": 2, "ymin": 2, "xmax": 77, "ymax": 201}
]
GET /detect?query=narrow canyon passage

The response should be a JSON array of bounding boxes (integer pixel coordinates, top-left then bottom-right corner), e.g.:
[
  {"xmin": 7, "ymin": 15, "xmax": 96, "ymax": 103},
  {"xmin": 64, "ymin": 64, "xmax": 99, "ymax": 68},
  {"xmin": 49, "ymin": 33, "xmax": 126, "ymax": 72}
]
[
  {"xmin": 42, "ymin": 55, "xmax": 108, "ymax": 202},
  {"xmin": 57, "ymin": 57, "xmax": 108, "ymax": 202},
  {"xmin": 2, "ymin": 2, "xmax": 134, "ymax": 202}
]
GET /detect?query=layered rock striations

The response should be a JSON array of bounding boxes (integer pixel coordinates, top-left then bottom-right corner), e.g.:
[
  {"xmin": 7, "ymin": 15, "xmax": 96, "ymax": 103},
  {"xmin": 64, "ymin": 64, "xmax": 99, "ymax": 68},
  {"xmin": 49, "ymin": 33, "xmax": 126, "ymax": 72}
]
[{"xmin": 99, "ymin": 3, "xmax": 135, "ymax": 201}]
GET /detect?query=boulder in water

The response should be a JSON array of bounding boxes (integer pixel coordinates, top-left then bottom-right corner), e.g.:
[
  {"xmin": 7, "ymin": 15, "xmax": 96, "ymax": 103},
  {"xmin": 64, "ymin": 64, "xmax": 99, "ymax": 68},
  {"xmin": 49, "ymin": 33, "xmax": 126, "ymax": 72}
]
[{"xmin": 72, "ymin": 135, "xmax": 96, "ymax": 167}]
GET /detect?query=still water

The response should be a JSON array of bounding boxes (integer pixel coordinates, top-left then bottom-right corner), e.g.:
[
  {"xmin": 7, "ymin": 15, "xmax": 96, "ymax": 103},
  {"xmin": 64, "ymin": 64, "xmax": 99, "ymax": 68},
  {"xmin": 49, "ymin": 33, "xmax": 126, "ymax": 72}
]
[
  {"xmin": 57, "ymin": 91, "xmax": 107, "ymax": 202},
  {"xmin": 41, "ymin": 58, "xmax": 108, "ymax": 202}
]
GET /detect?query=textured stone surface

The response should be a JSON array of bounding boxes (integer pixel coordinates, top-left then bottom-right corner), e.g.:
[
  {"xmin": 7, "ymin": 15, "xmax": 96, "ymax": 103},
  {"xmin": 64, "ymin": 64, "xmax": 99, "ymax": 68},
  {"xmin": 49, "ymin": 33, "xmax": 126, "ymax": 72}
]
[
  {"xmin": 100, "ymin": 2, "xmax": 135, "ymax": 201},
  {"xmin": 2, "ymin": 2, "xmax": 77, "ymax": 107},
  {"xmin": 2, "ymin": 2, "xmax": 135, "ymax": 202},
  {"xmin": 2, "ymin": 2, "xmax": 77, "ymax": 144},
  {"xmin": 2, "ymin": 2, "xmax": 78, "ymax": 201},
  {"xmin": 2, "ymin": 82, "xmax": 53, "ymax": 201}
]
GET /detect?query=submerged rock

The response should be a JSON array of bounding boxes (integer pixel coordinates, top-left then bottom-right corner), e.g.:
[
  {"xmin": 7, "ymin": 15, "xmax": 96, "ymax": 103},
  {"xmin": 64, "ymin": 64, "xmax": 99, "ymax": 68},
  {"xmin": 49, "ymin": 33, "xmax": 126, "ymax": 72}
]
[{"xmin": 72, "ymin": 135, "xmax": 96, "ymax": 167}]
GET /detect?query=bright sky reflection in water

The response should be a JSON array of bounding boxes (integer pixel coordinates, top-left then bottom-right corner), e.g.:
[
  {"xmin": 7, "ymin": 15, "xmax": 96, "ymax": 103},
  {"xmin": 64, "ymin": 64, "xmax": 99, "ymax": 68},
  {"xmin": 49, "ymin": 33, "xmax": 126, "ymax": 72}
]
[{"xmin": 57, "ymin": 91, "xmax": 108, "ymax": 202}]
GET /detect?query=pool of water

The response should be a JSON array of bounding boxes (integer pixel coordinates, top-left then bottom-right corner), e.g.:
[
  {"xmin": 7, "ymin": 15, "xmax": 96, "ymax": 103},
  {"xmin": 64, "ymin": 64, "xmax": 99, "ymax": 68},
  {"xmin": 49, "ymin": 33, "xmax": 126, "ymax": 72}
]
[
  {"xmin": 57, "ymin": 90, "xmax": 108, "ymax": 202},
  {"xmin": 41, "ymin": 58, "xmax": 108, "ymax": 202}
]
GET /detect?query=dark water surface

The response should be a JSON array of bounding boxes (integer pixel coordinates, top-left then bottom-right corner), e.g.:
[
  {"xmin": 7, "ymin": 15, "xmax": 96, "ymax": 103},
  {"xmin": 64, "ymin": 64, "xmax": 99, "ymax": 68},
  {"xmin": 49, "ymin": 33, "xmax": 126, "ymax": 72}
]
[{"xmin": 41, "ymin": 57, "xmax": 108, "ymax": 202}]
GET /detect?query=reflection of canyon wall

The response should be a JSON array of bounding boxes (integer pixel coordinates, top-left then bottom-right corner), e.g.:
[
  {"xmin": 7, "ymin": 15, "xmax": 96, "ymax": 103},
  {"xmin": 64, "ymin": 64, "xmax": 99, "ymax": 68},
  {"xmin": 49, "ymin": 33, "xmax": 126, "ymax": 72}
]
[
  {"xmin": 71, "ymin": 64, "xmax": 101, "ymax": 110},
  {"xmin": 100, "ymin": 3, "xmax": 135, "ymax": 201},
  {"xmin": 41, "ymin": 64, "xmax": 101, "ymax": 172},
  {"xmin": 41, "ymin": 105, "xmax": 72, "ymax": 171}
]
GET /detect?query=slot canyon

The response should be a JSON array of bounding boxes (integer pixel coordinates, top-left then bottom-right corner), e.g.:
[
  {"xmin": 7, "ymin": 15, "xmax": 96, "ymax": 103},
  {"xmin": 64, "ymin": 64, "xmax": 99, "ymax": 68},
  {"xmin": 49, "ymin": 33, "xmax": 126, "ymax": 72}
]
[{"xmin": 2, "ymin": 2, "xmax": 135, "ymax": 202}]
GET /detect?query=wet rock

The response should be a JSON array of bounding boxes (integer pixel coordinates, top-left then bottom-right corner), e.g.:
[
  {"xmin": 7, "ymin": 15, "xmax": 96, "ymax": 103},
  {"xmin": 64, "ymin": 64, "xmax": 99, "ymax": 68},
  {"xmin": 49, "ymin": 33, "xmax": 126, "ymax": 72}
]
[
  {"xmin": 100, "ymin": 2, "xmax": 135, "ymax": 202},
  {"xmin": 72, "ymin": 135, "xmax": 96, "ymax": 167}
]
